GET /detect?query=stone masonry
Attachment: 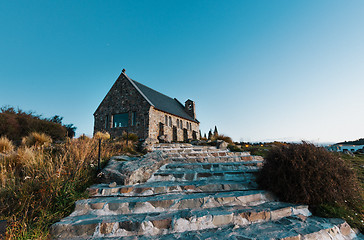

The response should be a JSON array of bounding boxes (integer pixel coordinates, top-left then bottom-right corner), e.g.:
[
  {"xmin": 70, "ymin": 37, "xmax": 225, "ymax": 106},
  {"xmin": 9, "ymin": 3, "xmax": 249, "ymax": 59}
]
[
  {"xmin": 94, "ymin": 70, "xmax": 200, "ymax": 142},
  {"xmin": 51, "ymin": 143, "xmax": 363, "ymax": 239}
]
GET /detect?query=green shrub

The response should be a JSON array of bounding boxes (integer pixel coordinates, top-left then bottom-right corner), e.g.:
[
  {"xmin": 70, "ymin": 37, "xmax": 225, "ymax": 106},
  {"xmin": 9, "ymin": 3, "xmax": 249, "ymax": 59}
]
[{"xmin": 257, "ymin": 142, "xmax": 361, "ymax": 206}]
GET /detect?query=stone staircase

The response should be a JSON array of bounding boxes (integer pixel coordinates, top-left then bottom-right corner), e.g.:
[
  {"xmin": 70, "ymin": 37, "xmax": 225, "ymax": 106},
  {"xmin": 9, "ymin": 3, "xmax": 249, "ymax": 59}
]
[{"xmin": 51, "ymin": 143, "xmax": 362, "ymax": 239}]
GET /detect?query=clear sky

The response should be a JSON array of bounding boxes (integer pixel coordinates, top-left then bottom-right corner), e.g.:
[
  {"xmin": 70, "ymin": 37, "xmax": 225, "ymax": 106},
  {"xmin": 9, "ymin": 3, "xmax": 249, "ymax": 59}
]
[{"xmin": 1, "ymin": 0, "xmax": 364, "ymax": 143}]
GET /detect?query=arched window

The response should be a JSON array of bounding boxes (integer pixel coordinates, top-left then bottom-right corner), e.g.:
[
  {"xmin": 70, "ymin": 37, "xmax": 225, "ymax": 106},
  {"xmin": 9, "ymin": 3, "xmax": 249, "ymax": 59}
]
[
  {"xmin": 177, "ymin": 119, "xmax": 179, "ymax": 128},
  {"xmin": 169, "ymin": 116, "xmax": 172, "ymax": 127},
  {"xmin": 165, "ymin": 115, "xmax": 168, "ymax": 125},
  {"xmin": 189, "ymin": 123, "xmax": 192, "ymax": 130}
]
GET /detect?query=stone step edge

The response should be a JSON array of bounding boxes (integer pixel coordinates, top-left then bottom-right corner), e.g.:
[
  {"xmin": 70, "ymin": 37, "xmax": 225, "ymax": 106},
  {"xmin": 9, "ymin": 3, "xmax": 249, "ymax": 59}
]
[
  {"xmin": 51, "ymin": 204, "xmax": 310, "ymax": 238},
  {"xmin": 115, "ymin": 217, "xmax": 357, "ymax": 240},
  {"xmin": 88, "ymin": 180, "xmax": 259, "ymax": 197},
  {"xmin": 72, "ymin": 190, "xmax": 275, "ymax": 216},
  {"xmin": 154, "ymin": 168, "xmax": 259, "ymax": 175},
  {"xmin": 164, "ymin": 160, "xmax": 262, "ymax": 167}
]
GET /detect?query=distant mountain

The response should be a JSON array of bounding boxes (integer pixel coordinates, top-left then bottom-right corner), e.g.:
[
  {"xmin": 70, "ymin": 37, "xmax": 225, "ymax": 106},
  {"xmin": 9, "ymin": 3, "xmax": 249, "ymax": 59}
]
[{"xmin": 336, "ymin": 138, "xmax": 364, "ymax": 145}]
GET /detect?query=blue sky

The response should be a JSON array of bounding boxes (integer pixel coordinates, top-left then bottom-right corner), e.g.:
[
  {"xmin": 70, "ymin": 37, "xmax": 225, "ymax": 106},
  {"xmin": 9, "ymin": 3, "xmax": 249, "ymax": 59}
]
[{"xmin": 1, "ymin": 1, "xmax": 363, "ymax": 143}]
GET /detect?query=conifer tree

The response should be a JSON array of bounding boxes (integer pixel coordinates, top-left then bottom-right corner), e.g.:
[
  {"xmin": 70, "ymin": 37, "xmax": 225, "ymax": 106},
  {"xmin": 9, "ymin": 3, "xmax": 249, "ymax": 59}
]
[
  {"xmin": 203, "ymin": 133, "xmax": 207, "ymax": 139},
  {"xmin": 208, "ymin": 129, "xmax": 213, "ymax": 140},
  {"xmin": 213, "ymin": 126, "xmax": 218, "ymax": 137}
]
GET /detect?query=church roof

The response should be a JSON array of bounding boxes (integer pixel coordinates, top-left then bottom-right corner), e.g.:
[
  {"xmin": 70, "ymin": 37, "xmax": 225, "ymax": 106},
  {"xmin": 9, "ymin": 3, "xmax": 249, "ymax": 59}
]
[{"xmin": 123, "ymin": 73, "xmax": 199, "ymax": 123}]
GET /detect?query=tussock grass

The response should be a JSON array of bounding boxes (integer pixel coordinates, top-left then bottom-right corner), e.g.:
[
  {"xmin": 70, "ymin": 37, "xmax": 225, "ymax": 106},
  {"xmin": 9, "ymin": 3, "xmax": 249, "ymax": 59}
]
[
  {"xmin": 0, "ymin": 133, "xmax": 138, "ymax": 239},
  {"xmin": 0, "ymin": 136, "xmax": 14, "ymax": 154},
  {"xmin": 94, "ymin": 131, "xmax": 110, "ymax": 140},
  {"xmin": 22, "ymin": 132, "xmax": 53, "ymax": 147}
]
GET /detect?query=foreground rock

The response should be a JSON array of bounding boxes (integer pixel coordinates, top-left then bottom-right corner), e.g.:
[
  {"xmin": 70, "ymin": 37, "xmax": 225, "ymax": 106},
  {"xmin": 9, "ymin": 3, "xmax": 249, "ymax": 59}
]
[{"xmin": 51, "ymin": 143, "xmax": 362, "ymax": 239}]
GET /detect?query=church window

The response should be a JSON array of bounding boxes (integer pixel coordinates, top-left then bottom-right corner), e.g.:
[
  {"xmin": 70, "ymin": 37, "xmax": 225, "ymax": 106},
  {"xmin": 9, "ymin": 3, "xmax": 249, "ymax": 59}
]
[
  {"xmin": 169, "ymin": 116, "xmax": 172, "ymax": 127},
  {"xmin": 131, "ymin": 112, "xmax": 136, "ymax": 126},
  {"xmin": 113, "ymin": 113, "xmax": 128, "ymax": 128},
  {"xmin": 105, "ymin": 115, "xmax": 109, "ymax": 128},
  {"xmin": 165, "ymin": 115, "xmax": 168, "ymax": 125},
  {"xmin": 177, "ymin": 119, "xmax": 179, "ymax": 128}
]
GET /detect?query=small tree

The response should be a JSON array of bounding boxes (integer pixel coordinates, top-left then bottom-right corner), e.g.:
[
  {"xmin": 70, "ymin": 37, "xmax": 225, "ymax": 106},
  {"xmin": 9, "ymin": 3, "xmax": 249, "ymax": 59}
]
[
  {"xmin": 213, "ymin": 126, "xmax": 218, "ymax": 137},
  {"xmin": 208, "ymin": 129, "xmax": 212, "ymax": 140}
]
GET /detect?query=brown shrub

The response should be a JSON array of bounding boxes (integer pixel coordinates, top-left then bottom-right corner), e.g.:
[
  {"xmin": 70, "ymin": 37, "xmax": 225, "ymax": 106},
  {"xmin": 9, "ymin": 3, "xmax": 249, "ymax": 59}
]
[
  {"xmin": 257, "ymin": 141, "xmax": 361, "ymax": 206},
  {"xmin": 211, "ymin": 134, "xmax": 233, "ymax": 144}
]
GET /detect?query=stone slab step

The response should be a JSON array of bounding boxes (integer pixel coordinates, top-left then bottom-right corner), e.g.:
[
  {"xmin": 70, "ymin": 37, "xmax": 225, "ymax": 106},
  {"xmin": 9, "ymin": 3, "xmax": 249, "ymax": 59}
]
[
  {"xmin": 115, "ymin": 216, "xmax": 357, "ymax": 240},
  {"xmin": 163, "ymin": 161, "xmax": 263, "ymax": 171},
  {"xmin": 88, "ymin": 179, "xmax": 259, "ymax": 197},
  {"xmin": 72, "ymin": 190, "xmax": 275, "ymax": 216},
  {"xmin": 51, "ymin": 202, "xmax": 310, "ymax": 239},
  {"xmin": 149, "ymin": 169, "xmax": 257, "ymax": 182}
]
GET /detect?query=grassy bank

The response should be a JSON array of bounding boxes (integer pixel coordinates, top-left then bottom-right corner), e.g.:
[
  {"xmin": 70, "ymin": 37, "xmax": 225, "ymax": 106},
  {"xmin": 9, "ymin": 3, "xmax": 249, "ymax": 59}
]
[{"xmin": 0, "ymin": 135, "xmax": 138, "ymax": 239}]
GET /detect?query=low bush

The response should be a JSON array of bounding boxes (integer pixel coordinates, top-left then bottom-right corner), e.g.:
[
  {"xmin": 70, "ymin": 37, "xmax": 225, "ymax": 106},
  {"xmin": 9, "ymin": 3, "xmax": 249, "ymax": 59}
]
[
  {"xmin": 257, "ymin": 142, "xmax": 360, "ymax": 205},
  {"xmin": 257, "ymin": 142, "xmax": 364, "ymax": 231},
  {"xmin": 0, "ymin": 107, "xmax": 68, "ymax": 143},
  {"xmin": 211, "ymin": 134, "xmax": 233, "ymax": 144}
]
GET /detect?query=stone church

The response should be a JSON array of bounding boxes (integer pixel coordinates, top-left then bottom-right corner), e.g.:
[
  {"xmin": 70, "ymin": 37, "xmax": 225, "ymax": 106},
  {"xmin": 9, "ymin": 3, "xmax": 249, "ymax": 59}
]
[{"xmin": 94, "ymin": 70, "xmax": 200, "ymax": 142}]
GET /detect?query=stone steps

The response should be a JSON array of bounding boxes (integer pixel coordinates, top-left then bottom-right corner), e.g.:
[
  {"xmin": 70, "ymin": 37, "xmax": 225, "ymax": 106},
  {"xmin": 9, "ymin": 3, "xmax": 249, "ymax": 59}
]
[
  {"xmin": 88, "ymin": 179, "xmax": 259, "ymax": 197},
  {"xmin": 51, "ymin": 144, "xmax": 361, "ymax": 239},
  {"xmin": 72, "ymin": 190, "xmax": 274, "ymax": 216},
  {"xmin": 149, "ymin": 169, "xmax": 257, "ymax": 182},
  {"xmin": 163, "ymin": 161, "xmax": 262, "ymax": 170},
  {"xmin": 51, "ymin": 202, "xmax": 310, "ymax": 239},
  {"xmin": 116, "ymin": 216, "xmax": 357, "ymax": 240}
]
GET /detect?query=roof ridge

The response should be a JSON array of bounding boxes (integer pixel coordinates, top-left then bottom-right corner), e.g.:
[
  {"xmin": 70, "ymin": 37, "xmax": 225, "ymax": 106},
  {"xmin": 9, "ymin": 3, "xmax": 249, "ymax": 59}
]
[
  {"xmin": 130, "ymin": 79, "xmax": 178, "ymax": 102},
  {"xmin": 121, "ymin": 72, "xmax": 154, "ymax": 107}
]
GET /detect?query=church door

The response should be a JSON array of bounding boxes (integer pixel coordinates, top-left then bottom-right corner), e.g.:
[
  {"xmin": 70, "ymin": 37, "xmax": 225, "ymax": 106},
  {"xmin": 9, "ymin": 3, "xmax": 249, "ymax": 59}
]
[
  {"xmin": 172, "ymin": 126, "xmax": 177, "ymax": 142},
  {"xmin": 183, "ymin": 129, "xmax": 188, "ymax": 142}
]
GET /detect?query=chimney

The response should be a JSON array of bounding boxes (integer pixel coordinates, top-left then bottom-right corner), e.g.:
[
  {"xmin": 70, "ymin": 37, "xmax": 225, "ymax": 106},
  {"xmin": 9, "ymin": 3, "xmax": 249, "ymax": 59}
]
[{"xmin": 185, "ymin": 99, "xmax": 196, "ymax": 119}]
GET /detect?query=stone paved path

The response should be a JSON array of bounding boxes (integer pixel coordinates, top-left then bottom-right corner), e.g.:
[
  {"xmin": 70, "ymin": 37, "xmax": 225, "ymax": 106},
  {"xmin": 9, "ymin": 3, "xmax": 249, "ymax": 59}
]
[{"xmin": 51, "ymin": 143, "xmax": 362, "ymax": 239}]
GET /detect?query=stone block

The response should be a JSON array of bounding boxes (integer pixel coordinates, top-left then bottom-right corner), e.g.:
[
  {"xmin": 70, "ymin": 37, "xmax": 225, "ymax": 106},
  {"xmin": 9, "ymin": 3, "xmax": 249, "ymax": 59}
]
[
  {"xmin": 240, "ymin": 210, "xmax": 271, "ymax": 222},
  {"xmin": 108, "ymin": 202, "xmax": 122, "ymax": 211},
  {"xmin": 151, "ymin": 219, "xmax": 172, "ymax": 229},
  {"xmin": 271, "ymin": 207, "xmax": 292, "ymax": 220},
  {"xmin": 178, "ymin": 198, "xmax": 204, "ymax": 209},
  {"xmin": 74, "ymin": 223, "xmax": 98, "ymax": 236},
  {"xmin": 182, "ymin": 185, "xmax": 197, "ymax": 191},
  {"xmin": 212, "ymin": 214, "xmax": 233, "ymax": 226},
  {"xmin": 339, "ymin": 222, "xmax": 352, "ymax": 236},
  {"xmin": 90, "ymin": 202, "xmax": 105, "ymax": 210},
  {"xmin": 149, "ymin": 199, "xmax": 174, "ymax": 209},
  {"xmin": 197, "ymin": 172, "xmax": 212, "ymax": 178},
  {"xmin": 87, "ymin": 188, "xmax": 98, "ymax": 196},
  {"xmin": 119, "ymin": 221, "xmax": 141, "ymax": 232},
  {"xmin": 100, "ymin": 222, "xmax": 115, "ymax": 235},
  {"xmin": 120, "ymin": 187, "xmax": 133, "ymax": 194}
]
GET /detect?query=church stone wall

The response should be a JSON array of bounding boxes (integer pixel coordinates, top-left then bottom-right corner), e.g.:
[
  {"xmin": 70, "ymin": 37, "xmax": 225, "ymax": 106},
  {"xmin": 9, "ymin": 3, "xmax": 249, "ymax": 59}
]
[
  {"xmin": 149, "ymin": 108, "xmax": 200, "ymax": 142},
  {"xmin": 94, "ymin": 75, "xmax": 151, "ymax": 139}
]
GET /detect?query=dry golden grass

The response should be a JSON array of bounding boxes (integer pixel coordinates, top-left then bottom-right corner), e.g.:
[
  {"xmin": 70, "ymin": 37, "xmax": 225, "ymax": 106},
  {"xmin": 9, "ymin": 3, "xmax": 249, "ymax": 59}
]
[
  {"xmin": 94, "ymin": 131, "xmax": 111, "ymax": 140},
  {"xmin": 0, "ymin": 136, "xmax": 14, "ymax": 154},
  {"xmin": 0, "ymin": 133, "xmax": 138, "ymax": 239},
  {"xmin": 22, "ymin": 132, "xmax": 52, "ymax": 147}
]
